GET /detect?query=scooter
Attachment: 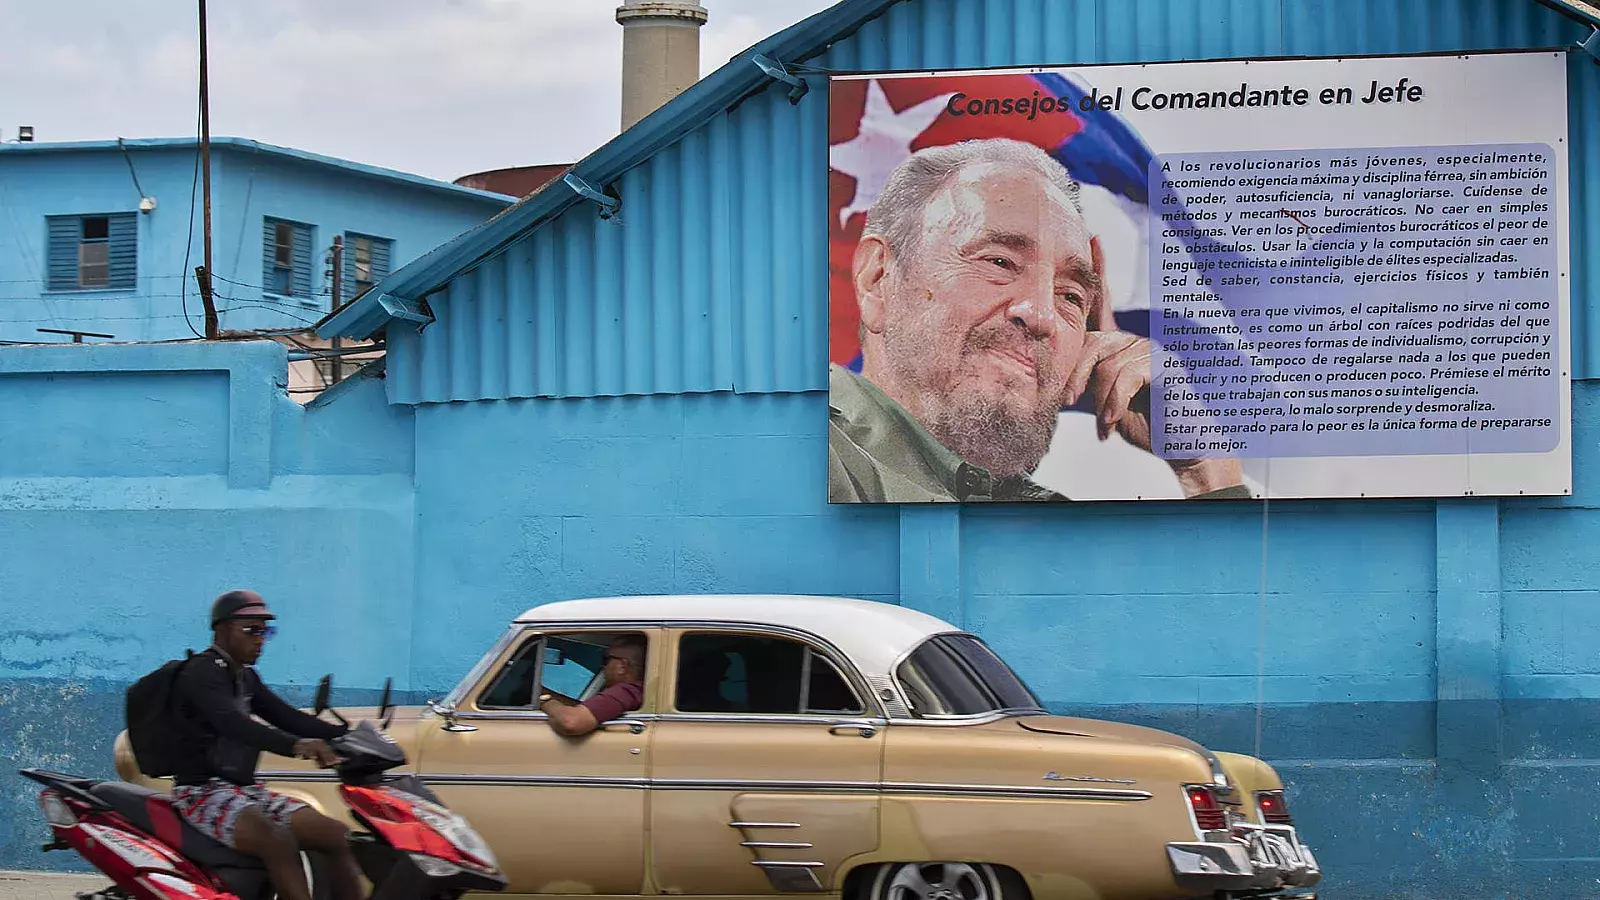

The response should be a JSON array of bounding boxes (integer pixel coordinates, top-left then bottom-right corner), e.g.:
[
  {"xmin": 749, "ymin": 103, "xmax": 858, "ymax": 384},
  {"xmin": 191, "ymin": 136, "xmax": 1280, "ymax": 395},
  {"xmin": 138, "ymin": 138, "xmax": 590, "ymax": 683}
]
[{"xmin": 19, "ymin": 675, "xmax": 507, "ymax": 900}]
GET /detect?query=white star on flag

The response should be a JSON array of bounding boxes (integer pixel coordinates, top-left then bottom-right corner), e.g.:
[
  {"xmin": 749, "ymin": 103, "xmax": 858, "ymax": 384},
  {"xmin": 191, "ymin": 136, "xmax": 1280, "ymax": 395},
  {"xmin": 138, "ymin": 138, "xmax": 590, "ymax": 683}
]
[{"xmin": 829, "ymin": 80, "xmax": 954, "ymax": 227}]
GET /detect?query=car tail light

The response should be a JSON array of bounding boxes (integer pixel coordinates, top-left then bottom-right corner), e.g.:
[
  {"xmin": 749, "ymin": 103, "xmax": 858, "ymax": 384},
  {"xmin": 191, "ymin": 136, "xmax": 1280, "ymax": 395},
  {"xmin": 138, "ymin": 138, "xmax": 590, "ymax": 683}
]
[
  {"xmin": 1256, "ymin": 789, "xmax": 1294, "ymax": 825},
  {"xmin": 1186, "ymin": 785, "xmax": 1227, "ymax": 831}
]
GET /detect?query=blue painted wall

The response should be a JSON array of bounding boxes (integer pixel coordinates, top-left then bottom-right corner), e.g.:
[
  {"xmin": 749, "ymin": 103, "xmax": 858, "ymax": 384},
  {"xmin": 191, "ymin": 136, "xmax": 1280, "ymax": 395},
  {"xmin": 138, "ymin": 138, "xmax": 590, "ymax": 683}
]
[
  {"xmin": 0, "ymin": 341, "xmax": 417, "ymax": 870},
  {"xmin": 0, "ymin": 140, "xmax": 510, "ymax": 343}
]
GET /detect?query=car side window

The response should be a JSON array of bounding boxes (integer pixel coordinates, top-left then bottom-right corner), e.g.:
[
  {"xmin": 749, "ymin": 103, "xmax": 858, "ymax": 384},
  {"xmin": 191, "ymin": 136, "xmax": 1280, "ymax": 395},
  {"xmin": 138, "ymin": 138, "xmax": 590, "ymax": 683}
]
[
  {"xmin": 478, "ymin": 632, "xmax": 633, "ymax": 709},
  {"xmin": 676, "ymin": 633, "xmax": 865, "ymax": 716}
]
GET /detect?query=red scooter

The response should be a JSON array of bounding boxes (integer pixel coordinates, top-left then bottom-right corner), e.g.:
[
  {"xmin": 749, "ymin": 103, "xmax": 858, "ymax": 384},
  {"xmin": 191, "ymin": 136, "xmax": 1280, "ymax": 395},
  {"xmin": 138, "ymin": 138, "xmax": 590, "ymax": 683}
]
[{"xmin": 20, "ymin": 676, "xmax": 505, "ymax": 900}]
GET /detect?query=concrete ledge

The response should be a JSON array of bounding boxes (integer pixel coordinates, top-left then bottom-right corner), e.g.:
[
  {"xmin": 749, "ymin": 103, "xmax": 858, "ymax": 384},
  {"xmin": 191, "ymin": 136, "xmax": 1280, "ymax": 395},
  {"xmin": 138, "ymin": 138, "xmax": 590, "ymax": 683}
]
[{"xmin": 0, "ymin": 341, "xmax": 287, "ymax": 489}]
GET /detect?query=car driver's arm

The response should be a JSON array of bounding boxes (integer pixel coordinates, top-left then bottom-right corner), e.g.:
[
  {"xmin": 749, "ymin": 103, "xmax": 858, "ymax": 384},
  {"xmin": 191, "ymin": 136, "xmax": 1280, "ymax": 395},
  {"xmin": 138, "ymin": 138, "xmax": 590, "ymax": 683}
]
[{"xmin": 537, "ymin": 693, "xmax": 600, "ymax": 737}]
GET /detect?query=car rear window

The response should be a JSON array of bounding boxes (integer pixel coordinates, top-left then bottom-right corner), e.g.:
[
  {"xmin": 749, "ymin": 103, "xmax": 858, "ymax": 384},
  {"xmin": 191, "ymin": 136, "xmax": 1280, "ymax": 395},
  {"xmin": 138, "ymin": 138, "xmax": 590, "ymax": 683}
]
[{"xmin": 895, "ymin": 634, "xmax": 1042, "ymax": 717}]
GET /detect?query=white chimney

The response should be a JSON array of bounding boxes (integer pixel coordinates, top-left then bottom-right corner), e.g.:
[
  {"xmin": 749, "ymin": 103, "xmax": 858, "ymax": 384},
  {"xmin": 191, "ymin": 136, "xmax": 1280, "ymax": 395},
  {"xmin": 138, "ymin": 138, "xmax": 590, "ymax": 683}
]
[{"xmin": 615, "ymin": 1, "xmax": 708, "ymax": 131}]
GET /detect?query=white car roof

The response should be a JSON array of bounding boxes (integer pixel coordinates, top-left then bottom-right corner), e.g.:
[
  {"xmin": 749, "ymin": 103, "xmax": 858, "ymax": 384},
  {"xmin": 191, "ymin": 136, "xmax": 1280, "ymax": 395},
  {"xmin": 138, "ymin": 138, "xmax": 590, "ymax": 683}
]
[{"xmin": 515, "ymin": 594, "xmax": 962, "ymax": 677}]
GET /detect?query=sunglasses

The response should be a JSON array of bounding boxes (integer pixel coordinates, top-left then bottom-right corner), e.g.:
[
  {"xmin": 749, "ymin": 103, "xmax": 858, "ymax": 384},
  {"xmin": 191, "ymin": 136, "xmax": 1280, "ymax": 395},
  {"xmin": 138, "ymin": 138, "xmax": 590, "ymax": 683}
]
[{"xmin": 238, "ymin": 622, "xmax": 277, "ymax": 639}]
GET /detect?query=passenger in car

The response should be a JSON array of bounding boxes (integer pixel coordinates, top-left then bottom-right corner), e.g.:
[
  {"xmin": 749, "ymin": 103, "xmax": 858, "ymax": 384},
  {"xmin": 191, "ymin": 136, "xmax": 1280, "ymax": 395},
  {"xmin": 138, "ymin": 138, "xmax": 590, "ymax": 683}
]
[
  {"xmin": 538, "ymin": 635, "xmax": 646, "ymax": 736},
  {"xmin": 677, "ymin": 650, "xmax": 736, "ymax": 712}
]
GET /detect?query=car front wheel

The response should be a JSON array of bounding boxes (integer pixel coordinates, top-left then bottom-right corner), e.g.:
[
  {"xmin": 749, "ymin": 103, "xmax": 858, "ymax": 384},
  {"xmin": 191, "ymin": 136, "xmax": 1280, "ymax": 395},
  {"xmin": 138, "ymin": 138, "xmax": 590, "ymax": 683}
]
[{"xmin": 866, "ymin": 862, "xmax": 1022, "ymax": 900}]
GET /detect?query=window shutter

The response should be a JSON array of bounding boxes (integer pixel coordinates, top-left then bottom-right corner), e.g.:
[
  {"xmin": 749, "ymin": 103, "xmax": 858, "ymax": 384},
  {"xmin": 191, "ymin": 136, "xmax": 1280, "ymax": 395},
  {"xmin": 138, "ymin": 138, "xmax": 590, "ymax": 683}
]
[
  {"xmin": 292, "ymin": 223, "xmax": 313, "ymax": 299},
  {"xmin": 262, "ymin": 218, "xmax": 277, "ymax": 292},
  {"xmin": 46, "ymin": 216, "xmax": 80, "ymax": 291},
  {"xmin": 107, "ymin": 213, "xmax": 137, "ymax": 290},
  {"xmin": 371, "ymin": 238, "xmax": 392, "ymax": 281},
  {"xmin": 341, "ymin": 234, "xmax": 356, "ymax": 302}
]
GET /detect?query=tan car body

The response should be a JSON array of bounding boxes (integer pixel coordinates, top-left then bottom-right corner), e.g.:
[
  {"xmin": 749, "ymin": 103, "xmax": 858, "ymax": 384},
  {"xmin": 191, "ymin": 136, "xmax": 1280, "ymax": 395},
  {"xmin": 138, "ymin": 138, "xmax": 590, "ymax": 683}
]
[{"xmin": 117, "ymin": 595, "xmax": 1321, "ymax": 900}]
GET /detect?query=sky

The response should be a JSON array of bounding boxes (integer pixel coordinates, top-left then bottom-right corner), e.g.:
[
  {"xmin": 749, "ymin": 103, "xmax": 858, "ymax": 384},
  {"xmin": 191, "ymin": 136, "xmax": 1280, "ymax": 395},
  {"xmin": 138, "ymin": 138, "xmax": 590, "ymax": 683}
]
[{"xmin": 4, "ymin": 0, "xmax": 839, "ymax": 184}]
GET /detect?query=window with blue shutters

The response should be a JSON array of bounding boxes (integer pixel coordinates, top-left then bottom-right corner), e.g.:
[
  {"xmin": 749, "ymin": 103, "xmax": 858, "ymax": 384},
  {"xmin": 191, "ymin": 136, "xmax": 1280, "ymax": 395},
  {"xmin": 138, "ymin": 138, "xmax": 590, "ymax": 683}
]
[
  {"xmin": 46, "ymin": 213, "xmax": 137, "ymax": 291},
  {"xmin": 341, "ymin": 233, "xmax": 391, "ymax": 303},
  {"xmin": 262, "ymin": 217, "xmax": 314, "ymax": 301}
]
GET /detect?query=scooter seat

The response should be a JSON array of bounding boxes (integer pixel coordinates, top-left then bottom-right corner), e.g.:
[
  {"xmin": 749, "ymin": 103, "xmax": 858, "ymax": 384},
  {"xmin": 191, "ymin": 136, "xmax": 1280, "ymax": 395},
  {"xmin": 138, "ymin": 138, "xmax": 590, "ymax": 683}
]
[{"xmin": 90, "ymin": 782, "xmax": 265, "ymax": 872}]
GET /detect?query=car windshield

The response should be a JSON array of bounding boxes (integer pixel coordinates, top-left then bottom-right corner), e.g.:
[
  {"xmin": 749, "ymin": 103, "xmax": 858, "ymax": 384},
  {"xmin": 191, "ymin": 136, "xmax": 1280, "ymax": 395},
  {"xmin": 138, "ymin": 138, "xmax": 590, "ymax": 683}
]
[{"xmin": 895, "ymin": 634, "xmax": 1042, "ymax": 717}]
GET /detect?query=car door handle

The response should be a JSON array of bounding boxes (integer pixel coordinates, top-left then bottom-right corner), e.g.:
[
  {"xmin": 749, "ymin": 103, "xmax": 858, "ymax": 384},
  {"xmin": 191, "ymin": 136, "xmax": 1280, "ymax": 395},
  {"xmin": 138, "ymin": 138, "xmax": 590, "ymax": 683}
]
[
  {"xmin": 603, "ymin": 719, "xmax": 647, "ymax": 734},
  {"xmin": 829, "ymin": 721, "xmax": 877, "ymax": 738}
]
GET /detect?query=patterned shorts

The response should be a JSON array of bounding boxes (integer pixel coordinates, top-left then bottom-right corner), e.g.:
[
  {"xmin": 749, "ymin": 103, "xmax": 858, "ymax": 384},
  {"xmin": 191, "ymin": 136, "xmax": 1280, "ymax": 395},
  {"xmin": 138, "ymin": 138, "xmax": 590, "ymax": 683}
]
[{"xmin": 170, "ymin": 780, "xmax": 308, "ymax": 849}]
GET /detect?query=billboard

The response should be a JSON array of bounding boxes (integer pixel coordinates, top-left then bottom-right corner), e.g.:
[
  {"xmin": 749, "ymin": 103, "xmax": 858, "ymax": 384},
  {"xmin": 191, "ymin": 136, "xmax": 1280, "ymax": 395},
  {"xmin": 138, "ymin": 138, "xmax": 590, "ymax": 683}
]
[{"xmin": 826, "ymin": 51, "xmax": 1571, "ymax": 503}]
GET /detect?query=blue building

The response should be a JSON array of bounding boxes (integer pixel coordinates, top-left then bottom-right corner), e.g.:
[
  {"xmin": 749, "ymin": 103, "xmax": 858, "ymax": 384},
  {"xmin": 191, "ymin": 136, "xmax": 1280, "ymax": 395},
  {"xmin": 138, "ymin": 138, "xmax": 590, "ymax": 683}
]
[
  {"xmin": 0, "ymin": 137, "xmax": 513, "ymax": 345},
  {"xmin": 3, "ymin": 1, "xmax": 1600, "ymax": 898}
]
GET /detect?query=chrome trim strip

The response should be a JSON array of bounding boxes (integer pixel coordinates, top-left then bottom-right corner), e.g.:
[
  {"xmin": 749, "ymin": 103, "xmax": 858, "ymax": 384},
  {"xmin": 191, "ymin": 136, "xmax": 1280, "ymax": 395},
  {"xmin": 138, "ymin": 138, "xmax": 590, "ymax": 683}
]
[
  {"xmin": 310, "ymin": 772, "xmax": 1150, "ymax": 801},
  {"xmin": 654, "ymin": 713, "xmax": 886, "ymax": 727},
  {"xmin": 752, "ymin": 861, "xmax": 825, "ymax": 868},
  {"xmin": 729, "ymin": 822, "xmax": 802, "ymax": 829},
  {"xmin": 411, "ymin": 774, "xmax": 652, "ymax": 789},
  {"xmin": 452, "ymin": 709, "xmax": 666, "ymax": 722},
  {"xmin": 882, "ymin": 782, "xmax": 1151, "ymax": 801},
  {"xmin": 741, "ymin": 841, "xmax": 815, "ymax": 849},
  {"xmin": 658, "ymin": 778, "xmax": 878, "ymax": 793},
  {"xmin": 884, "ymin": 709, "xmax": 1043, "ymax": 728}
]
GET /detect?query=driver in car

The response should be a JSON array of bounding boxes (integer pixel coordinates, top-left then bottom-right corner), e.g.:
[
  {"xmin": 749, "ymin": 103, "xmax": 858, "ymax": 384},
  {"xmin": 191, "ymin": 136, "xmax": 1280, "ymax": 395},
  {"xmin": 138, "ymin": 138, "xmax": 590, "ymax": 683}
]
[{"xmin": 537, "ymin": 635, "xmax": 646, "ymax": 736}]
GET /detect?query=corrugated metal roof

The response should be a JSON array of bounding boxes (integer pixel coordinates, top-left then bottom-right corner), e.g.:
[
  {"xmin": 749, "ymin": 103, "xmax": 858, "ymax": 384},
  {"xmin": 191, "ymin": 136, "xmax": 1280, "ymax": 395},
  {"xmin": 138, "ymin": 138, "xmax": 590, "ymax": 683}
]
[{"xmin": 328, "ymin": 0, "xmax": 1599, "ymax": 404}]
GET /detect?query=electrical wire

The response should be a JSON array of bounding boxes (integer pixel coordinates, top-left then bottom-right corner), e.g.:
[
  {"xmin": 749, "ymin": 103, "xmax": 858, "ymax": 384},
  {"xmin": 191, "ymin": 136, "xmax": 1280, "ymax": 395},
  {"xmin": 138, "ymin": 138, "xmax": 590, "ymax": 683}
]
[
  {"xmin": 178, "ymin": 99, "xmax": 204, "ymax": 339},
  {"xmin": 116, "ymin": 138, "xmax": 147, "ymax": 200}
]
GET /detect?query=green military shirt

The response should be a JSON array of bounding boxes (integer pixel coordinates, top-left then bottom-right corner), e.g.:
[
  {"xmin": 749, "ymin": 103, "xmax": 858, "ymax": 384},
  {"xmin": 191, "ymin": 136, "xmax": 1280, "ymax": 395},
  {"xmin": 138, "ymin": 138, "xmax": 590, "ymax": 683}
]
[{"xmin": 827, "ymin": 364, "xmax": 1252, "ymax": 503}]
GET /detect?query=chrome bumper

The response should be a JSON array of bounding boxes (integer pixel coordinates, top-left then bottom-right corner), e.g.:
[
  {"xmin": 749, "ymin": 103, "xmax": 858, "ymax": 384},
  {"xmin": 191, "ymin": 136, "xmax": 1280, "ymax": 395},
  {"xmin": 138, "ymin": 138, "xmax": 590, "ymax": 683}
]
[{"xmin": 1167, "ymin": 822, "xmax": 1322, "ymax": 895}]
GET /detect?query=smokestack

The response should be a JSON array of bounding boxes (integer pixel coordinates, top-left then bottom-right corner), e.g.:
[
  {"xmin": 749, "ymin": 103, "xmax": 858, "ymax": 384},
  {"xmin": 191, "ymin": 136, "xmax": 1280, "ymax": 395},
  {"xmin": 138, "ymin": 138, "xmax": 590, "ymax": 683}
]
[{"xmin": 616, "ymin": 1, "xmax": 708, "ymax": 131}]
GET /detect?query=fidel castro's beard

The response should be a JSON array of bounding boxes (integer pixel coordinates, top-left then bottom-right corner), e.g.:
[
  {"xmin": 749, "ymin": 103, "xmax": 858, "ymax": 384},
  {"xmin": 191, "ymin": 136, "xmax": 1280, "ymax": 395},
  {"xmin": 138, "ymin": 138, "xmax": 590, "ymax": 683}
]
[{"xmin": 883, "ymin": 319, "xmax": 1060, "ymax": 480}]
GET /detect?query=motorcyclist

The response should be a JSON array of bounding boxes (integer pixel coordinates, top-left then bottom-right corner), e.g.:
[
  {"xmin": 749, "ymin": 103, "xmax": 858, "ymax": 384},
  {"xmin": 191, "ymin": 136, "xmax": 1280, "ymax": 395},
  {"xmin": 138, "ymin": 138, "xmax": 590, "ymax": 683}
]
[{"xmin": 168, "ymin": 590, "xmax": 362, "ymax": 900}]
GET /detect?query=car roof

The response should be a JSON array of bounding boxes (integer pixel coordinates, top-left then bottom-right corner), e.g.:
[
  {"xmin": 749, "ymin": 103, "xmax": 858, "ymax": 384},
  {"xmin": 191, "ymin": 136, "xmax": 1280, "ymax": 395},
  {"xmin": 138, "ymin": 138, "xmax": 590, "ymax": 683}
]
[{"xmin": 514, "ymin": 594, "xmax": 961, "ymax": 677}]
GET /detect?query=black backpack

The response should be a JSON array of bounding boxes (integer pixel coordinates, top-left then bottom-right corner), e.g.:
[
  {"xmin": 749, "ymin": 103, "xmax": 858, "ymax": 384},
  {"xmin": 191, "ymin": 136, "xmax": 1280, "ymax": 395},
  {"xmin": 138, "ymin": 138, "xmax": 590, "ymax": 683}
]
[{"xmin": 124, "ymin": 650, "xmax": 195, "ymax": 778}]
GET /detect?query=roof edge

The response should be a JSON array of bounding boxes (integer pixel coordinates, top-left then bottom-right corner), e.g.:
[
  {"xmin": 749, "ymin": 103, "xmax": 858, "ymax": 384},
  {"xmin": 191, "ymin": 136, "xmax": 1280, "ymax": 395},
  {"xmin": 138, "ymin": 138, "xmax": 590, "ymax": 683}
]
[
  {"xmin": 0, "ymin": 136, "xmax": 519, "ymax": 206},
  {"xmin": 318, "ymin": 0, "xmax": 905, "ymax": 340},
  {"xmin": 1534, "ymin": 0, "xmax": 1600, "ymax": 29}
]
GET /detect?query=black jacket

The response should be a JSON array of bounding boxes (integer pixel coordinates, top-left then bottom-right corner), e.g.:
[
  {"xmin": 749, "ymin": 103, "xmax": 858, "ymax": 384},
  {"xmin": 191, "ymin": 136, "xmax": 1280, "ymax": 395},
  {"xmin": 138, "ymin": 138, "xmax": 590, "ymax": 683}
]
[{"xmin": 171, "ymin": 647, "xmax": 347, "ymax": 787}]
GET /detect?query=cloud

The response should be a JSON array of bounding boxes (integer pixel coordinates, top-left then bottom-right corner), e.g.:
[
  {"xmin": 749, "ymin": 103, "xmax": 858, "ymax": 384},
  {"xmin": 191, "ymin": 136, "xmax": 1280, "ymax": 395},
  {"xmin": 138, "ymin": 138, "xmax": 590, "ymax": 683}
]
[{"xmin": 3, "ymin": 0, "xmax": 839, "ymax": 182}]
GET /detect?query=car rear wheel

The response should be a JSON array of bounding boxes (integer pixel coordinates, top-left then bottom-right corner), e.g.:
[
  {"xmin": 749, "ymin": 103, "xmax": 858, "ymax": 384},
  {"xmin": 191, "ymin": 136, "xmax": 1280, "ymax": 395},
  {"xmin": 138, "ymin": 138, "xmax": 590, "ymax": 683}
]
[{"xmin": 866, "ymin": 862, "xmax": 1020, "ymax": 900}]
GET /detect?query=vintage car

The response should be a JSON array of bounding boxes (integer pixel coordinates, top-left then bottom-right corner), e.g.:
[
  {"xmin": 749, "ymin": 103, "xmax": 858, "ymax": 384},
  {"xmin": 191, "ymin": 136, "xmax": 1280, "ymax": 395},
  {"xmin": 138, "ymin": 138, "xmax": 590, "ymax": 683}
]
[{"xmin": 116, "ymin": 594, "xmax": 1322, "ymax": 900}]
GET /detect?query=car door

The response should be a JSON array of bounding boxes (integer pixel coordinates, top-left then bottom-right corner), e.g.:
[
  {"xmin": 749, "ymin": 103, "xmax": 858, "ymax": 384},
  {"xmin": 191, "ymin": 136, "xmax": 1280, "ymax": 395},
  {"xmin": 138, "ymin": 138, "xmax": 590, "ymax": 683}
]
[
  {"xmin": 413, "ymin": 626, "xmax": 657, "ymax": 895},
  {"xmin": 648, "ymin": 626, "xmax": 886, "ymax": 895}
]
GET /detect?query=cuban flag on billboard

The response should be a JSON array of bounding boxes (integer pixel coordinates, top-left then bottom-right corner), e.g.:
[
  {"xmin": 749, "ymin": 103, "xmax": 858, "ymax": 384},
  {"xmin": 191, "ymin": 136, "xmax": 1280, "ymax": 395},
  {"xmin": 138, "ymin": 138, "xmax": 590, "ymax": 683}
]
[{"xmin": 828, "ymin": 71, "xmax": 1163, "ymax": 415}]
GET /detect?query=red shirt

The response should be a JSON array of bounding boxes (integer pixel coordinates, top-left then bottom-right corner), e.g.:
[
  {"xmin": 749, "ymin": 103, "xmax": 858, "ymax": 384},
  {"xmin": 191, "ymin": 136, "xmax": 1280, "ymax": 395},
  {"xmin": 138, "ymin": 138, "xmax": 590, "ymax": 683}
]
[{"xmin": 580, "ymin": 681, "xmax": 643, "ymax": 723}]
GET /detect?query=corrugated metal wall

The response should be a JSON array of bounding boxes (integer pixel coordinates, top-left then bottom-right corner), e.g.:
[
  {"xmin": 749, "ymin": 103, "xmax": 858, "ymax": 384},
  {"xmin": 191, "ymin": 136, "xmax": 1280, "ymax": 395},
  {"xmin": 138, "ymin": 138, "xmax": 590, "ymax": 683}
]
[{"xmin": 388, "ymin": 0, "xmax": 1597, "ymax": 406}]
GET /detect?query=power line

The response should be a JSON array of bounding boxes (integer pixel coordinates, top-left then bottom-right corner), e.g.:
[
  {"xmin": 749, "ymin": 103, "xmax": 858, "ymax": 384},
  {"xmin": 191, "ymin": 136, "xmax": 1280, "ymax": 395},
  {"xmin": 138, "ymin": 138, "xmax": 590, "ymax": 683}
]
[{"xmin": 178, "ymin": 98, "xmax": 204, "ymax": 339}]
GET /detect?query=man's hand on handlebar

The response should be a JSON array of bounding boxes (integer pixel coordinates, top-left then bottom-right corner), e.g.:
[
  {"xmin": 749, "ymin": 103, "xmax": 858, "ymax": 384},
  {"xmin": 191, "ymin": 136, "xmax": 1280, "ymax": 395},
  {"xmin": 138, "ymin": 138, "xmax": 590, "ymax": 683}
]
[{"xmin": 293, "ymin": 738, "xmax": 340, "ymax": 768}]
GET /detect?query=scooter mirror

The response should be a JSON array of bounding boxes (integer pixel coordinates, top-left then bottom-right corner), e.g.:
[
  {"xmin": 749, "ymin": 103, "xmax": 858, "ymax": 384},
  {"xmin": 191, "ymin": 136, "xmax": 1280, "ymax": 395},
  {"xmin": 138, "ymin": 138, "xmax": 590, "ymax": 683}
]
[
  {"xmin": 314, "ymin": 675, "xmax": 333, "ymax": 715},
  {"xmin": 378, "ymin": 677, "xmax": 394, "ymax": 729}
]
